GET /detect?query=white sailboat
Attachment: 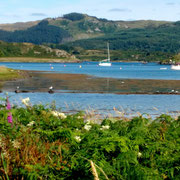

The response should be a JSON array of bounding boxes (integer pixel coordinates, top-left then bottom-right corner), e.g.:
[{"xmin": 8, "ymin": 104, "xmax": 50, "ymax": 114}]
[{"xmin": 99, "ymin": 43, "xmax": 112, "ymax": 66}]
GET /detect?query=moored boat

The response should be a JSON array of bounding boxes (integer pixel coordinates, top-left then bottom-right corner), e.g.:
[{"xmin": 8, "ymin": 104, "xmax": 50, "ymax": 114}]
[
  {"xmin": 171, "ymin": 63, "xmax": 180, "ymax": 70},
  {"xmin": 99, "ymin": 43, "xmax": 112, "ymax": 67}
]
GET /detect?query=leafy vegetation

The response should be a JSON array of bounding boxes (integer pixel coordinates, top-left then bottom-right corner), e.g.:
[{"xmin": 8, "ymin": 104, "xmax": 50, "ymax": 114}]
[
  {"xmin": 0, "ymin": 41, "xmax": 77, "ymax": 61},
  {"xmin": 0, "ymin": 96, "xmax": 180, "ymax": 179}
]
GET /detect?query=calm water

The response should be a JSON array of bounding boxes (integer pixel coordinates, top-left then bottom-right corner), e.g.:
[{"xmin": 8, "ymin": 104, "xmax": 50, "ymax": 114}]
[
  {"xmin": 0, "ymin": 62, "xmax": 180, "ymax": 117},
  {"xmin": 1, "ymin": 92, "xmax": 180, "ymax": 118},
  {"xmin": 0, "ymin": 61, "xmax": 180, "ymax": 80}
]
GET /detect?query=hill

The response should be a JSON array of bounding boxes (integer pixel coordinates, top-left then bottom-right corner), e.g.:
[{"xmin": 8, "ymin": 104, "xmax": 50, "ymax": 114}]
[
  {"xmin": 0, "ymin": 13, "xmax": 171, "ymax": 43},
  {"xmin": 63, "ymin": 22, "xmax": 180, "ymax": 61},
  {"xmin": 0, "ymin": 41, "xmax": 77, "ymax": 62},
  {"xmin": 0, "ymin": 13, "xmax": 179, "ymax": 62}
]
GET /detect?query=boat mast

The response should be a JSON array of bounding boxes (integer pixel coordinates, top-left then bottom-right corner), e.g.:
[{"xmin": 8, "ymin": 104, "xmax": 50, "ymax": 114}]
[{"xmin": 107, "ymin": 42, "xmax": 110, "ymax": 61}]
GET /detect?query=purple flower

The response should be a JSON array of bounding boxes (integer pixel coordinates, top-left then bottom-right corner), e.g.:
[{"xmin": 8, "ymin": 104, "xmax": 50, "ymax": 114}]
[
  {"xmin": 7, "ymin": 112, "xmax": 13, "ymax": 124},
  {"xmin": 6, "ymin": 97, "xmax": 11, "ymax": 110},
  {"xmin": 6, "ymin": 97, "xmax": 13, "ymax": 125}
]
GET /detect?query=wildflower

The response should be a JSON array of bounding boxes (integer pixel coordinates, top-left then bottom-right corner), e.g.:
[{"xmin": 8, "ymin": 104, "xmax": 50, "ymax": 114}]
[
  {"xmin": 27, "ymin": 121, "xmax": 35, "ymax": 127},
  {"xmin": 84, "ymin": 124, "xmax": 92, "ymax": 131},
  {"xmin": 138, "ymin": 152, "xmax": 142, "ymax": 157},
  {"xmin": 7, "ymin": 112, "xmax": 13, "ymax": 124},
  {"xmin": 22, "ymin": 97, "xmax": 30, "ymax": 106},
  {"xmin": 12, "ymin": 140, "xmax": 21, "ymax": 149},
  {"xmin": 74, "ymin": 136, "xmax": 81, "ymax": 142},
  {"xmin": 51, "ymin": 111, "xmax": 67, "ymax": 119},
  {"xmin": 6, "ymin": 97, "xmax": 11, "ymax": 110},
  {"xmin": 6, "ymin": 97, "xmax": 13, "ymax": 125},
  {"xmin": 100, "ymin": 125, "xmax": 110, "ymax": 130}
]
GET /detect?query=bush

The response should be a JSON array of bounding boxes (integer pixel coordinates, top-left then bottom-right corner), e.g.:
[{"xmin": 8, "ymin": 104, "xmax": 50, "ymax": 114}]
[{"xmin": 0, "ymin": 97, "xmax": 180, "ymax": 179}]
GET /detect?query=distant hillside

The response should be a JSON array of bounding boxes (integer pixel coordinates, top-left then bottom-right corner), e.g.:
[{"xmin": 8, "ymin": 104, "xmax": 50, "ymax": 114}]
[
  {"xmin": 0, "ymin": 13, "xmax": 179, "ymax": 62},
  {"xmin": 0, "ymin": 20, "xmax": 71, "ymax": 44},
  {"xmin": 0, "ymin": 13, "xmax": 170, "ymax": 42},
  {"xmin": 0, "ymin": 20, "xmax": 40, "ymax": 31},
  {"xmin": 0, "ymin": 41, "xmax": 77, "ymax": 61}
]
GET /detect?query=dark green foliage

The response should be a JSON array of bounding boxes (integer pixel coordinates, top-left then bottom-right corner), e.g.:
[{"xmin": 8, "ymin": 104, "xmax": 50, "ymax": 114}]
[
  {"xmin": 0, "ymin": 20, "xmax": 71, "ymax": 44},
  {"xmin": 0, "ymin": 41, "xmax": 72, "ymax": 58},
  {"xmin": 49, "ymin": 44, "xmax": 75, "ymax": 53},
  {"xmin": 65, "ymin": 23, "xmax": 180, "ymax": 61},
  {"xmin": 63, "ymin": 13, "xmax": 85, "ymax": 21},
  {"xmin": 1, "ymin": 16, "xmax": 180, "ymax": 61},
  {"xmin": 0, "ymin": 41, "xmax": 21, "ymax": 57},
  {"xmin": 0, "ymin": 100, "xmax": 180, "ymax": 179}
]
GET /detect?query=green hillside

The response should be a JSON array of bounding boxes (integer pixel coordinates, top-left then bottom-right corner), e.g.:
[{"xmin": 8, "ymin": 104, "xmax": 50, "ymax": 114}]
[
  {"xmin": 0, "ymin": 41, "xmax": 77, "ymax": 61},
  {"xmin": 0, "ymin": 13, "xmax": 179, "ymax": 62},
  {"xmin": 0, "ymin": 20, "xmax": 71, "ymax": 44},
  {"xmin": 61, "ymin": 21, "xmax": 180, "ymax": 61}
]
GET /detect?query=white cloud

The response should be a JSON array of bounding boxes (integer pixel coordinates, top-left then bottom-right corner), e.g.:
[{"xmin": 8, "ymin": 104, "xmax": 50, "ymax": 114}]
[
  {"xmin": 30, "ymin": 13, "xmax": 47, "ymax": 17},
  {"xmin": 109, "ymin": 8, "xmax": 132, "ymax": 12},
  {"xmin": 166, "ymin": 2, "xmax": 175, "ymax": 5}
]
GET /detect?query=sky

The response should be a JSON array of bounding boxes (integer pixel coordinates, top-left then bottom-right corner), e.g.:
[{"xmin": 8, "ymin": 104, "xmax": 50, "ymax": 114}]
[{"xmin": 0, "ymin": 0, "xmax": 180, "ymax": 24}]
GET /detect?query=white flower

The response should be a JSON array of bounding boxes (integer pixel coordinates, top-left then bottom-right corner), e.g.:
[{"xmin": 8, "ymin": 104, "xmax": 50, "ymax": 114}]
[
  {"xmin": 27, "ymin": 121, "xmax": 35, "ymax": 127},
  {"xmin": 86, "ymin": 119, "xmax": 91, "ymax": 124},
  {"xmin": 51, "ymin": 111, "xmax": 67, "ymax": 119},
  {"xmin": 74, "ymin": 136, "xmax": 81, "ymax": 142},
  {"xmin": 84, "ymin": 124, "xmax": 92, "ymax": 131},
  {"xmin": 100, "ymin": 125, "xmax": 110, "ymax": 130},
  {"xmin": 138, "ymin": 152, "xmax": 142, "ymax": 157},
  {"xmin": 22, "ymin": 97, "xmax": 30, "ymax": 106}
]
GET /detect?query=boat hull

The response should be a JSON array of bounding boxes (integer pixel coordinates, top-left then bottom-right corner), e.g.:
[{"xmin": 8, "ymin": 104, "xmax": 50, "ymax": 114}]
[
  {"xmin": 171, "ymin": 65, "xmax": 180, "ymax": 70},
  {"xmin": 99, "ymin": 62, "xmax": 112, "ymax": 66}
]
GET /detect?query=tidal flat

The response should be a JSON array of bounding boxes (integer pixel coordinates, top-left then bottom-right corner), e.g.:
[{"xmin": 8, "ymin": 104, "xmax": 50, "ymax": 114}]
[{"xmin": 2, "ymin": 70, "xmax": 180, "ymax": 94}]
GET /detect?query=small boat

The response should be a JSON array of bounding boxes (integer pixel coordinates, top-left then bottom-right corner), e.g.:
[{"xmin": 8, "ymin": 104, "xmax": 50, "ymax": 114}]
[
  {"xmin": 99, "ymin": 43, "xmax": 112, "ymax": 67},
  {"xmin": 171, "ymin": 63, "xmax": 180, "ymax": 70}
]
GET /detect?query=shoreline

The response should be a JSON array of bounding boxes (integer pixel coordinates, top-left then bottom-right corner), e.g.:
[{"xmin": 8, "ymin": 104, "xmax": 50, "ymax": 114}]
[
  {"xmin": 1, "ymin": 91, "xmax": 179, "ymax": 95},
  {"xmin": 1, "ymin": 70, "xmax": 180, "ymax": 95},
  {"xmin": 0, "ymin": 57, "xmax": 81, "ymax": 63},
  {"xmin": 0, "ymin": 57, "xmax": 159, "ymax": 63}
]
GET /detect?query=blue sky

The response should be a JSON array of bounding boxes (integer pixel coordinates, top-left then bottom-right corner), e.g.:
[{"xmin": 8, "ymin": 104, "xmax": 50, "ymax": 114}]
[{"xmin": 0, "ymin": 0, "xmax": 180, "ymax": 23}]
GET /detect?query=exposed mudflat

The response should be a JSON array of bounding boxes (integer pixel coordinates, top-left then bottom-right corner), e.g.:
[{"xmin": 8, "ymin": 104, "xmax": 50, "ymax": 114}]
[{"xmin": 1, "ymin": 70, "xmax": 180, "ymax": 94}]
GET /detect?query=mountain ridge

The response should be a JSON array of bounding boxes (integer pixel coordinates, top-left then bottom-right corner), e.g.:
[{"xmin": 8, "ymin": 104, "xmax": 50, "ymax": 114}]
[
  {"xmin": 0, "ymin": 13, "xmax": 171, "ymax": 32},
  {"xmin": 0, "ymin": 13, "xmax": 180, "ymax": 62}
]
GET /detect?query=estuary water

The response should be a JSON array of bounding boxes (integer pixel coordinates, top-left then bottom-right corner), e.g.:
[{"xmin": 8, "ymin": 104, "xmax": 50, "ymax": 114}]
[
  {"xmin": 0, "ymin": 61, "xmax": 180, "ymax": 118},
  {"xmin": 1, "ymin": 61, "xmax": 180, "ymax": 80}
]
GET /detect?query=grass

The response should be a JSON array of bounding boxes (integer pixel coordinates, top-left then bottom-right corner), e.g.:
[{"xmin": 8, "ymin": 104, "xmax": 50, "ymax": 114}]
[
  {"xmin": 0, "ymin": 96, "xmax": 180, "ymax": 179},
  {"xmin": 0, "ymin": 66, "xmax": 20, "ymax": 81},
  {"xmin": 0, "ymin": 66, "xmax": 22, "ymax": 89}
]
